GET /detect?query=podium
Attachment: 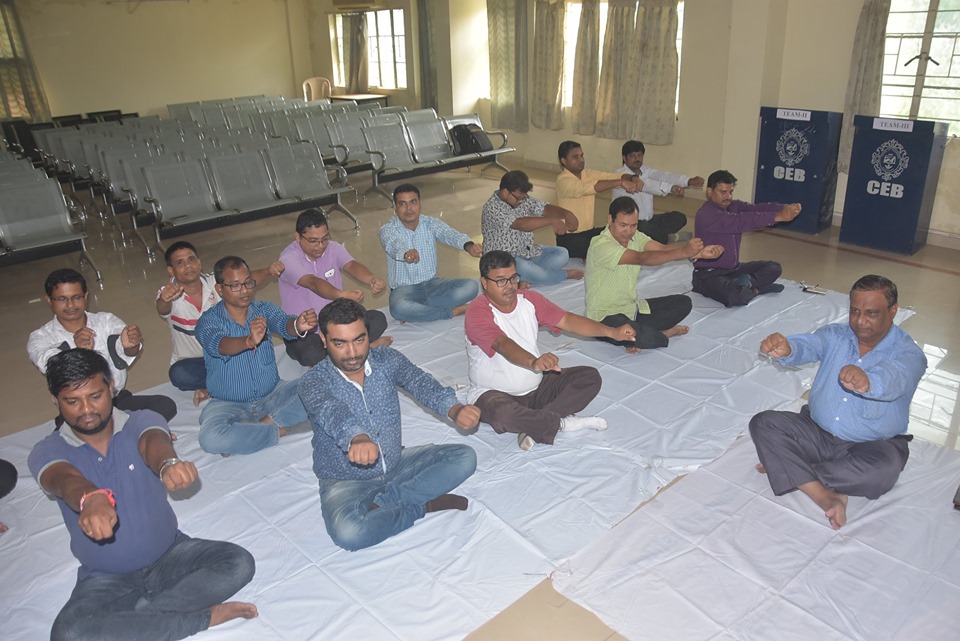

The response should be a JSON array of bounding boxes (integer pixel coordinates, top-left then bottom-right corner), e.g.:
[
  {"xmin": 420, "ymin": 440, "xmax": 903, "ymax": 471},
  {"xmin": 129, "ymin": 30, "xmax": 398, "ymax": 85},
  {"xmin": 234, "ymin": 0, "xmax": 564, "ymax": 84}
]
[
  {"xmin": 840, "ymin": 116, "xmax": 948, "ymax": 254},
  {"xmin": 755, "ymin": 107, "xmax": 842, "ymax": 233}
]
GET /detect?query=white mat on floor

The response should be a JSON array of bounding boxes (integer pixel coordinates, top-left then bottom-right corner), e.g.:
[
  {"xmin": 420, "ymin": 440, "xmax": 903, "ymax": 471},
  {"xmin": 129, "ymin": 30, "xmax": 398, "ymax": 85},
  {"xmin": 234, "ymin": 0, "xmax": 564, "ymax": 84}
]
[
  {"xmin": 1, "ymin": 266, "xmax": 882, "ymax": 640},
  {"xmin": 553, "ymin": 432, "xmax": 960, "ymax": 641}
]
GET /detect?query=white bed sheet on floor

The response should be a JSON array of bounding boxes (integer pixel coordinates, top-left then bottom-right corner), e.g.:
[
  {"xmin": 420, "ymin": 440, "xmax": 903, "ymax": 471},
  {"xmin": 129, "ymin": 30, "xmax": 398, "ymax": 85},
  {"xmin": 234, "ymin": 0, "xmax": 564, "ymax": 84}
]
[
  {"xmin": 553, "ymin": 431, "xmax": 960, "ymax": 641},
  {"xmin": 1, "ymin": 268, "xmax": 887, "ymax": 640}
]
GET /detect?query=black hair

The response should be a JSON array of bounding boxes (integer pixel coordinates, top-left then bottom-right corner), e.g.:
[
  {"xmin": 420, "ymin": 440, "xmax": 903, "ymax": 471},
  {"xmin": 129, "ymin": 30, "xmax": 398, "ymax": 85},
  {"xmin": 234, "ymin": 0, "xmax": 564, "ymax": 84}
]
[
  {"xmin": 295, "ymin": 208, "xmax": 329, "ymax": 235},
  {"xmin": 392, "ymin": 183, "xmax": 421, "ymax": 201},
  {"xmin": 213, "ymin": 256, "xmax": 251, "ymax": 284},
  {"xmin": 45, "ymin": 348, "xmax": 112, "ymax": 397},
  {"xmin": 609, "ymin": 196, "xmax": 639, "ymax": 220},
  {"xmin": 479, "ymin": 250, "xmax": 516, "ymax": 279},
  {"xmin": 851, "ymin": 275, "xmax": 898, "ymax": 307},
  {"xmin": 707, "ymin": 170, "xmax": 737, "ymax": 189},
  {"xmin": 44, "ymin": 268, "xmax": 87, "ymax": 297},
  {"xmin": 317, "ymin": 297, "xmax": 370, "ymax": 337},
  {"xmin": 499, "ymin": 170, "xmax": 533, "ymax": 193},
  {"xmin": 558, "ymin": 140, "xmax": 581, "ymax": 163},
  {"xmin": 164, "ymin": 241, "xmax": 199, "ymax": 266},
  {"xmin": 621, "ymin": 140, "xmax": 646, "ymax": 157}
]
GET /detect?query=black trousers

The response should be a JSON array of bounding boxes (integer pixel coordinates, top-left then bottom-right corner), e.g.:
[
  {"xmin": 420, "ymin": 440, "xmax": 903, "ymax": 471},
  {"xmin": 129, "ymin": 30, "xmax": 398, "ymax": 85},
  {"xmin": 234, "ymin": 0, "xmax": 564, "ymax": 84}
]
[
  {"xmin": 599, "ymin": 294, "xmax": 692, "ymax": 349},
  {"xmin": 692, "ymin": 261, "xmax": 782, "ymax": 307},
  {"xmin": 555, "ymin": 227, "xmax": 604, "ymax": 260},
  {"xmin": 637, "ymin": 211, "xmax": 688, "ymax": 245},
  {"xmin": 284, "ymin": 309, "xmax": 388, "ymax": 367},
  {"xmin": 0, "ymin": 459, "xmax": 16, "ymax": 500}
]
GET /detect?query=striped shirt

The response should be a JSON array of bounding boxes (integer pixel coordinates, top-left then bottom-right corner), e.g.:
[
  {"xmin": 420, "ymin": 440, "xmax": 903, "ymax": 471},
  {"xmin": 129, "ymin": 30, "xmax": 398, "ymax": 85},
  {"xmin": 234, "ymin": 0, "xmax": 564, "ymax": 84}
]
[
  {"xmin": 379, "ymin": 214, "xmax": 473, "ymax": 288},
  {"xmin": 584, "ymin": 226, "xmax": 653, "ymax": 319},
  {"xmin": 157, "ymin": 273, "xmax": 220, "ymax": 364},
  {"xmin": 195, "ymin": 300, "xmax": 297, "ymax": 402}
]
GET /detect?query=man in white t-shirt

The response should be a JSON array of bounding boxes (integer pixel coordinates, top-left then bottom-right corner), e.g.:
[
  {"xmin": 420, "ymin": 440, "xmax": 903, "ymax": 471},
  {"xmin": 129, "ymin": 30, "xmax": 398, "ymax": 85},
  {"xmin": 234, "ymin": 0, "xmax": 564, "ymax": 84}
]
[{"xmin": 464, "ymin": 251, "xmax": 635, "ymax": 450}]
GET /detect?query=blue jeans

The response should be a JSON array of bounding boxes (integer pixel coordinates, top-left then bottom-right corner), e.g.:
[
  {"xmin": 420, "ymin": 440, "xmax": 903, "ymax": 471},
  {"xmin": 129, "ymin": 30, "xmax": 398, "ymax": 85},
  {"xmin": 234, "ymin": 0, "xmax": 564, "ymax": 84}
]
[
  {"xmin": 318, "ymin": 444, "xmax": 477, "ymax": 551},
  {"xmin": 198, "ymin": 379, "xmax": 307, "ymax": 455},
  {"xmin": 168, "ymin": 358, "xmax": 206, "ymax": 391},
  {"xmin": 515, "ymin": 246, "xmax": 570, "ymax": 286},
  {"xmin": 51, "ymin": 532, "xmax": 255, "ymax": 641},
  {"xmin": 388, "ymin": 277, "xmax": 479, "ymax": 322}
]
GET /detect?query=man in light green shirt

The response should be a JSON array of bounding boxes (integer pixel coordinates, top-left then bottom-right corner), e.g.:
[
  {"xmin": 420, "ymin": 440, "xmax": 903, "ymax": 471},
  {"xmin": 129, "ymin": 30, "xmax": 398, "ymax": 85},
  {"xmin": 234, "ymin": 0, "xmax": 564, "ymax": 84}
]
[{"xmin": 584, "ymin": 196, "xmax": 723, "ymax": 351}]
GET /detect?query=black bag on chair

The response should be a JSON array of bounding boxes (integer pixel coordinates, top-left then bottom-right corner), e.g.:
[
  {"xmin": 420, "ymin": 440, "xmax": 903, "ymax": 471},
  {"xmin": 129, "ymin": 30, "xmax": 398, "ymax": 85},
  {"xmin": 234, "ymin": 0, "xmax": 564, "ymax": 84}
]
[{"xmin": 450, "ymin": 124, "xmax": 494, "ymax": 154}]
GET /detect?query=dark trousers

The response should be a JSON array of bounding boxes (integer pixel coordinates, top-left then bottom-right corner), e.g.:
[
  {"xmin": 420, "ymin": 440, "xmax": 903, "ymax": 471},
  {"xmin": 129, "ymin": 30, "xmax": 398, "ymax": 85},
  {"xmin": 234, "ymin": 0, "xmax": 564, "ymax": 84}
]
[
  {"xmin": 475, "ymin": 366, "xmax": 602, "ymax": 445},
  {"xmin": 0, "ymin": 459, "xmax": 16, "ymax": 500},
  {"xmin": 599, "ymin": 294, "xmax": 692, "ymax": 349},
  {"xmin": 285, "ymin": 309, "xmax": 388, "ymax": 367},
  {"xmin": 692, "ymin": 261, "xmax": 782, "ymax": 307},
  {"xmin": 556, "ymin": 226, "xmax": 604, "ymax": 260},
  {"xmin": 749, "ymin": 405, "xmax": 911, "ymax": 500},
  {"xmin": 637, "ymin": 211, "xmax": 688, "ymax": 245},
  {"xmin": 113, "ymin": 389, "xmax": 178, "ymax": 421}
]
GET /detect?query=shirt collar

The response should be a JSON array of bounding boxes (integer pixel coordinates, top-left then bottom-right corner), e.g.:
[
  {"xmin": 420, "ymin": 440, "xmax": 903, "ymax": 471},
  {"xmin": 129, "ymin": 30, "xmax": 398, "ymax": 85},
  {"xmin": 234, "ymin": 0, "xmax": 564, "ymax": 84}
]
[
  {"xmin": 334, "ymin": 357, "xmax": 374, "ymax": 391},
  {"xmin": 59, "ymin": 408, "xmax": 128, "ymax": 448}
]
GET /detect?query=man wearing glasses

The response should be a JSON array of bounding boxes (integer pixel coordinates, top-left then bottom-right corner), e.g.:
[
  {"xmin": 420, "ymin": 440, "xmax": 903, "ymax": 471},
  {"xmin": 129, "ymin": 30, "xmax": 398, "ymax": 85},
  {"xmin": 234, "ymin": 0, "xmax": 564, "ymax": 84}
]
[
  {"xmin": 464, "ymin": 251, "xmax": 636, "ymax": 450},
  {"xmin": 481, "ymin": 170, "xmax": 582, "ymax": 286},
  {"xmin": 195, "ymin": 256, "xmax": 318, "ymax": 455},
  {"xmin": 279, "ymin": 208, "xmax": 391, "ymax": 367},
  {"xmin": 28, "ymin": 268, "xmax": 177, "ymax": 422}
]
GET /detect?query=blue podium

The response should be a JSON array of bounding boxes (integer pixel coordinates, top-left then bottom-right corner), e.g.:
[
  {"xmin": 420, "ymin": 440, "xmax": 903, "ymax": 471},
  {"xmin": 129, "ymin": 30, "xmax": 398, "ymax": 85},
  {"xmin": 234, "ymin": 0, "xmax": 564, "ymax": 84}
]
[
  {"xmin": 840, "ymin": 116, "xmax": 948, "ymax": 254},
  {"xmin": 755, "ymin": 107, "xmax": 842, "ymax": 234}
]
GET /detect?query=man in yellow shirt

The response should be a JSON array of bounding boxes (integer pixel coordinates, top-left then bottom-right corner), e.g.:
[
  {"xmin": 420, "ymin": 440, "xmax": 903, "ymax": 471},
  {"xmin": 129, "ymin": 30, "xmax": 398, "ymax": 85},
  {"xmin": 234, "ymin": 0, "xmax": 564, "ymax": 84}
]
[{"xmin": 555, "ymin": 140, "xmax": 643, "ymax": 260}]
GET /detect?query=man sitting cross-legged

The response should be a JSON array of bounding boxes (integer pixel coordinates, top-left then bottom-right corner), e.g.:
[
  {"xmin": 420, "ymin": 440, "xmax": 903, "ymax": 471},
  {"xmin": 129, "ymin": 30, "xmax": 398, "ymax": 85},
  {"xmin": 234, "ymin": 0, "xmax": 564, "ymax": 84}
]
[
  {"xmin": 465, "ymin": 250, "xmax": 636, "ymax": 450},
  {"xmin": 585, "ymin": 197, "xmax": 723, "ymax": 352},
  {"xmin": 299, "ymin": 298, "xmax": 481, "ymax": 551},
  {"xmin": 28, "ymin": 348, "xmax": 257, "ymax": 641},
  {"xmin": 195, "ymin": 256, "xmax": 317, "ymax": 456},
  {"xmin": 750, "ymin": 275, "xmax": 926, "ymax": 529}
]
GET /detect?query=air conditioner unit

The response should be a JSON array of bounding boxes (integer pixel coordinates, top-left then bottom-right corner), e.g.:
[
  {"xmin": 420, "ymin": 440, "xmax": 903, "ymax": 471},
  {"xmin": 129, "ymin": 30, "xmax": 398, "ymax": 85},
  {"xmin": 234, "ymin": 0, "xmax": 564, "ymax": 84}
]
[{"xmin": 331, "ymin": 0, "xmax": 388, "ymax": 11}]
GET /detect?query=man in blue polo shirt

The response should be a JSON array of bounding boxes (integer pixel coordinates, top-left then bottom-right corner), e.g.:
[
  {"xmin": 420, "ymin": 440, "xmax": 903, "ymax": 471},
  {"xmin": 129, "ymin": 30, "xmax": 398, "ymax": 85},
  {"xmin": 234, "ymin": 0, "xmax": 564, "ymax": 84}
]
[
  {"xmin": 28, "ymin": 348, "xmax": 257, "ymax": 641},
  {"xmin": 750, "ymin": 275, "xmax": 927, "ymax": 530},
  {"xmin": 195, "ymin": 255, "xmax": 318, "ymax": 455}
]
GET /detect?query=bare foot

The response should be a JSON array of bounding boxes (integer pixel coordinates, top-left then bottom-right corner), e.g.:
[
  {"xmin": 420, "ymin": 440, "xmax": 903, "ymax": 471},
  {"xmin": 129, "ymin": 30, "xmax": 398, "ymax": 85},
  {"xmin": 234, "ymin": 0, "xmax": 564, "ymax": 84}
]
[
  {"xmin": 824, "ymin": 495, "xmax": 848, "ymax": 530},
  {"xmin": 798, "ymin": 480, "xmax": 848, "ymax": 530},
  {"xmin": 565, "ymin": 269, "xmax": 584, "ymax": 280},
  {"xmin": 170, "ymin": 432, "xmax": 178, "ymax": 441},
  {"xmin": 193, "ymin": 388, "xmax": 210, "ymax": 407},
  {"xmin": 209, "ymin": 601, "xmax": 258, "ymax": 627},
  {"xmin": 371, "ymin": 336, "xmax": 394, "ymax": 348},
  {"xmin": 0, "ymin": 521, "xmax": 8, "ymax": 533},
  {"xmin": 755, "ymin": 462, "xmax": 766, "ymax": 474},
  {"xmin": 663, "ymin": 325, "xmax": 689, "ymax": 338},
  {"xmin": 625, "ymin": 346, "xmax": 642, "ymax": 355},
  {"xmin": 451, "ymin": 304, "xmax": 469, "ymax": 317},
  {"xmin": 518, "ymin": 280, "xmax": 532, "ymax": 290}
]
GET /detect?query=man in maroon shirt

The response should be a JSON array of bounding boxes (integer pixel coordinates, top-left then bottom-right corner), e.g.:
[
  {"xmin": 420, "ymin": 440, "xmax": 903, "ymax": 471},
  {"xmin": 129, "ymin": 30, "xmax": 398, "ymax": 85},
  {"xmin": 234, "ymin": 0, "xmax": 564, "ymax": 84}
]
[{"xmin": 692, "ymin": 170, "xmax": 801, "ymax": 307}]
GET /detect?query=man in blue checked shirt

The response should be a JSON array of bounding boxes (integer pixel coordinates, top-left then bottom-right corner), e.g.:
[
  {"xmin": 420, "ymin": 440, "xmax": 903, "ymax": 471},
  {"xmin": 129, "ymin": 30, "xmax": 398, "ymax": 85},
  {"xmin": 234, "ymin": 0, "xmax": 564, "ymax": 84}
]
[
  {"xmin": 379, "ymin": 183, "xmax": 483, "ymax": 323},
  {"xmin": 195, "ymin": 256, "xmax": 318, "ymax": 456},
  {"xmin": 299, "ymin": 298, "xmax": 481, "ymax": 551},
  {"xmin": 750, "ymin": 275, "xmax": 927, "ymax": 530}
]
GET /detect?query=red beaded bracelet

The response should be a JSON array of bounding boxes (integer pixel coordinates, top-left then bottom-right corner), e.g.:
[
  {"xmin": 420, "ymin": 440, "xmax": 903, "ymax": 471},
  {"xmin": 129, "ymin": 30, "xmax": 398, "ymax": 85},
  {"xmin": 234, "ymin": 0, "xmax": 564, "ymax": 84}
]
[{"xmin": 79, "ymin": 488, "xmax": 116, "ymax": 511}]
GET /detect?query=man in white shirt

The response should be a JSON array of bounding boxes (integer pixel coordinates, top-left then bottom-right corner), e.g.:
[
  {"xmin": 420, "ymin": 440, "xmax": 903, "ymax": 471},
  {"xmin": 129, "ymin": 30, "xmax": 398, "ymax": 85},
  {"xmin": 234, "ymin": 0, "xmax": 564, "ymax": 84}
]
[{"xmin": 611, "ymin": 140, "xmax": 703, "ymax": 244}]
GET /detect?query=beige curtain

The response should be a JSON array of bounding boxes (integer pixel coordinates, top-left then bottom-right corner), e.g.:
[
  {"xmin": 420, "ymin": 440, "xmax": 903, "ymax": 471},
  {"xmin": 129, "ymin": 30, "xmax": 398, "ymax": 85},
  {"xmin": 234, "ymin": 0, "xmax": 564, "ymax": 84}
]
[
  {"xmin": 530, "ymin": 0, "xmax": 565, "ymax": 130},
  {"xmin": 839, "ymin": 0, "xmax": 891, "ymax": 172},
  {"xmin": 572, "ymin": 0, "xmax": 600, "ymax": 135},
  {"xmin": 596, "ymin": 0, "xmax": 637, "ymax": 138},
  {"xmin": 342, "ymin": 13, "xmax": 368, "ymax": 94},
  {"xmin": 627, "ymin": 0, "xmax": 678, "ymax": 144},
  {"xmin": 417, "ymin": 0, "xmax": 438, "ymax": 109},
  {"xmin": 487, "ymin": 0, "xmax": 529, "ymax": 132},
  {"xmin": 0, "ymin": 0, "xmax": 50, "ymax": 121}
]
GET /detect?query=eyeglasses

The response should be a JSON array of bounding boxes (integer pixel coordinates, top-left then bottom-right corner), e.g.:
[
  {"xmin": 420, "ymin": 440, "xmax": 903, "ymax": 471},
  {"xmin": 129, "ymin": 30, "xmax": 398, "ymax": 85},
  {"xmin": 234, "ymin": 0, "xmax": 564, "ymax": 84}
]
[
  {"xmin": 51, "ymin": 294, "xmax": 85, "ymax": 304},
  {"xmin": 223, "ymin": 278, "xmax": 257, "ymax": 292},
  {"xmin": 299, "ymin": 233, "xmax": 331, "ymax": 246},
  {"xmin": 510, "ymin": 191, "xmax": 529, "ymax": 203},
  {"xmin": 484, "ymin": 274, "xmax": 521, "ymax": 288}
]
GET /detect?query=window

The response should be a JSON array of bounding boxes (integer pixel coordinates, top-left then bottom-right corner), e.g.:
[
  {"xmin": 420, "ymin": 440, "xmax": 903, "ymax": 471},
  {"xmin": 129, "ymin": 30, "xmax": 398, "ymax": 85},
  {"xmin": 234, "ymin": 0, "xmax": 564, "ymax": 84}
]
[
  {"xmin": 881, "ymin": 0, "xmax": 960, "ymax": 134},
  {"xmin": 331, "ymin": 9, "xmax": 407, "ymax": 90},
  {"xmin": 560, "ymin": 1, "xmax": 684, "ymax": 113},
  {"xmin": 0, "ymin": 0, "xmax": 46, "ymax": 119}
]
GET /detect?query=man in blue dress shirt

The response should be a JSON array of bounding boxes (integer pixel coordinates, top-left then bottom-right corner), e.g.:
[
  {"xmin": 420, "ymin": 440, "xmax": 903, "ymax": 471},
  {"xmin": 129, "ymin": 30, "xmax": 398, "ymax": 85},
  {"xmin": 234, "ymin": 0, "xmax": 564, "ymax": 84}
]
[
  {"xmin": 750, "ymin": 275, "xmax": 927, "ymax": 529},
  {"xmin": 298, "ymin": 298, "xmax": 481, "ymax": 551},
  {"xmin": 195, "ymin": 256, "xmax": 317, "ymax": 455}
]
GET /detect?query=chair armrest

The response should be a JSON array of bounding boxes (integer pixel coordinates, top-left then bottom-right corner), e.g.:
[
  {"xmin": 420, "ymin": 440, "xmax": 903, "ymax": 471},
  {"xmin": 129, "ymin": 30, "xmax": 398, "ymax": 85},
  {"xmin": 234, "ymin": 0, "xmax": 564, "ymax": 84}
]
[
  {"xmin": 367, "ymin": 149, "xmax": 386, "ymax": 171},
  {"xmin": 486, "ymin": 130, "xmax": 509, "ymax": 149},
  {"xmin": 331, "ymin": 143, "xmax": 349, "ymax": 163}
]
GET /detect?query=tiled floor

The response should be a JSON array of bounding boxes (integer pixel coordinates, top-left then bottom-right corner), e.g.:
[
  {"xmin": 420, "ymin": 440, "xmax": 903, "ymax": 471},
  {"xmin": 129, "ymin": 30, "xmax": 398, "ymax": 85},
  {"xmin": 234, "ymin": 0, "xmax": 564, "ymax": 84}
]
[{"xmin": 2, "ymin": 164, "xmax": 957, "ymax": 641}]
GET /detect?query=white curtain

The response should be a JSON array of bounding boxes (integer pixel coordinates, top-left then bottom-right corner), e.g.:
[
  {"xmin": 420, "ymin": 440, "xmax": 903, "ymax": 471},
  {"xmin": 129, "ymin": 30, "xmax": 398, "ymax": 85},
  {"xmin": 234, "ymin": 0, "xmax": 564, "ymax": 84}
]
[
  {"xmin": 839, "ymin": 0, "xmax": 891, "ymax": 172},
  {"xmin": 572, "ymin": 0, "xmax": 601, "ymax": 135},
  {"xmin": 530, "ymin": 0, "xmax": 565, "ymax": 130},
  {"xmin": 487, "ymin": 0, "xmax": 529, "ymax": 131},
  {"xmin": 627, "ymin": 0, "xmax": 679, "ymax": 144},
  {"xmin": 342, "ymin": 13, "xmax": 368, "ymax": 94},
  {"xmin": 417, "ymin": 0, "xmax": 438, "ymax": 109},
  {"xmin": 596, "ymin": 0, "xmax": 638, "ymax": 138}
]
